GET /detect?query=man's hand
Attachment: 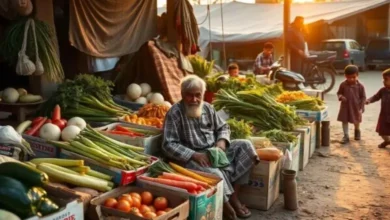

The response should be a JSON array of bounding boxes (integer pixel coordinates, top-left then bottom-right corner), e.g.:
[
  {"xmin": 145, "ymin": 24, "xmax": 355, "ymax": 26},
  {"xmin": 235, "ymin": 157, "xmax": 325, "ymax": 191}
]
[
  {"xmin": 192, "ymin": 152, "xmax": 211, "ymax": 167},
  {"xmin": 339, "ymin": 95, "xmax": 347, "ymax": 102},
  {"xmin": 216, "ymin": 140, "xmax": 226, "ymax": 151}
]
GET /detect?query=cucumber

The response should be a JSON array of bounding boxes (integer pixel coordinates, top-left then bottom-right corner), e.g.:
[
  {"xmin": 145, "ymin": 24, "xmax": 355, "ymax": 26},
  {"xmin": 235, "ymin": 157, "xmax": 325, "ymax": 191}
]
[
  {"xmin": 18, "ymin": 94, "xmax": 43, "ymax": 103},
  {"xmin": 0, "ymin": 162, "xmax": 49, "ymax": 187},
  {"xmin": 0, "ymin": 176, "xmax": 37, "ymax": 218}
]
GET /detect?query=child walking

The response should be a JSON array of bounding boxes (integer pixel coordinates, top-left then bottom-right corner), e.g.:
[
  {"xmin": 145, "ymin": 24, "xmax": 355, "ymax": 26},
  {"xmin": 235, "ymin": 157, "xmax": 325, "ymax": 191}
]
[
  {"xmin": 365, "ymin": 68, "xmax": 390, "ymax": 148},
  {"xmin": 337, "ymin": 65, "xmax": 366, "ymax": 144}
]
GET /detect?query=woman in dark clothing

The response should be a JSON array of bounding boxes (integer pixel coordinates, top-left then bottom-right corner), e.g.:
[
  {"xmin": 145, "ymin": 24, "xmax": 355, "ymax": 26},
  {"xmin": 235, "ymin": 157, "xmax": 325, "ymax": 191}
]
[
  {"xmin": 337, "ymin": 65, "xmax": 366, "ymax": 144},
  {"xmin": 366, "ymin": 69, "xmax": 390, "ymax": 148},
  {"xmin": 286, "ymin": 16, "xmax": 307, "ymax": 74}
]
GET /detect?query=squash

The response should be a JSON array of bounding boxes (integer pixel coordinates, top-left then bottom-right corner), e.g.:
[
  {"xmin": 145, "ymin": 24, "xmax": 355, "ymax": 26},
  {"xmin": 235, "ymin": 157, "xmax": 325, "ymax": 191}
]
[{"xmin": 256, "ymin": 148, "xmax": 283, "ymax": 161}]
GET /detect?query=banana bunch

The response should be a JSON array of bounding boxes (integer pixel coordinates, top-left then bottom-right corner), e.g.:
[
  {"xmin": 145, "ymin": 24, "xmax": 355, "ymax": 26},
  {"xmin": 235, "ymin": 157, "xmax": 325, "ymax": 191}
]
[
  {"xmin": 188, "ymin": 55, "xmax": 215, "ymax": 78},
  {"xmin": 137, "ymin": 103, "xmax": 170, "ymax": 119}
]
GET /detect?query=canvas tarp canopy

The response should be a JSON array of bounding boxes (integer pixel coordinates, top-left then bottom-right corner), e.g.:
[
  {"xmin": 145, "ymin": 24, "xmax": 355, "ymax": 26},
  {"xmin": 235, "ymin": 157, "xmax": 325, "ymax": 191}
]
[{"xmin": 158, "ymin": 0, "xmax": 389, "ymax": 57}]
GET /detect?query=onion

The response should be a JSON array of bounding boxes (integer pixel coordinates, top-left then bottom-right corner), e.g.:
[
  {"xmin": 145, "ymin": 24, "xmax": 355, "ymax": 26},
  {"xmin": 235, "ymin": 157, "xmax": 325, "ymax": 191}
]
[
  {"xmin": 150, "ymin": 93, "xmax": 164, "ymax": 105},
  {"xmin": 2, "ymin": 88, "xmax": 19, "ymax": 103},
  {"xmin": 139, "ymin": 83, "xmax": 152, "ymax": 96},
  {"xmin": 67, "ymin": 117, "xmax": 87, "ymax": 130},
  {"xmin": 135, "ymin": 97, "xmax": 147, "ymax": 104},
  {"xmin": 163, "ymin": 101, "xmax": 172, "ymax": 108},
  {"xmin": 39, "ymin": 123, "xmax": 61, "ymax": 141},
  {"xmin": 146, "ymin": 93, "xmax": 154, "ymax": 102},
  {"xmin": 127, "ymin": 83, "xmax": 142, "ymax": 100},
  {"xmin": 61, "ymin": 125, "xmax": 81, "ymax": 141}
]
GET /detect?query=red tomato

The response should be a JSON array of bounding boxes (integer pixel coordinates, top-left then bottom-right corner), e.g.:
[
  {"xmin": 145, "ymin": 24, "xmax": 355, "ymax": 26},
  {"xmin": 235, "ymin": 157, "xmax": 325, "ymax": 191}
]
[
  {"xmin": 139, "ymin": 204, "xmax": 151, "ymax": 214},
  {"xmin": 52, "ymin": 119, "xmax": 66, "ymax": 130},
  {"xmin": 141, "ymin": 191, "xmax": 154, "ymax": 205},
  {"xmin": 153, "ymin": 197, "xmax": 168, "ymax": 211},
  {"xmin": 103, "ymin": 198, "xmax": 118, "ymax": 208}
]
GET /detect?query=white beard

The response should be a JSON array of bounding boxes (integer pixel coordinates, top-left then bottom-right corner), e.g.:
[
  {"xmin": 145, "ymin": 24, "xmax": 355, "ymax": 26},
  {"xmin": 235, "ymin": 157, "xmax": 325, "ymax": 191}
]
[{"xmin": 185, "ymin": 102, "xmax": 204, "ymax": 118}]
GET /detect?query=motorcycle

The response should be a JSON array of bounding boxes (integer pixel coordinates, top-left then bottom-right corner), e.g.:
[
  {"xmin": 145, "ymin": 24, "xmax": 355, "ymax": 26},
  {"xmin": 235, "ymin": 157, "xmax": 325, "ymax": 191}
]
[{"xmin": 267, "ymin": 56, "xmax": 306, "ymax": 90}]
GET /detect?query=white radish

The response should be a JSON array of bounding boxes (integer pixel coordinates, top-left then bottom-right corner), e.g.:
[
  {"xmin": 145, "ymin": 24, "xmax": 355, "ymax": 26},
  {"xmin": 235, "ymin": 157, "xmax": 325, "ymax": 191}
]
[
  {"xmin": 67, "ymin": 117, "xmax": 87, "ymax": 130},
  {"xmin": 61, "ymin": 125, "xmax": 81, "ymax": 141}
]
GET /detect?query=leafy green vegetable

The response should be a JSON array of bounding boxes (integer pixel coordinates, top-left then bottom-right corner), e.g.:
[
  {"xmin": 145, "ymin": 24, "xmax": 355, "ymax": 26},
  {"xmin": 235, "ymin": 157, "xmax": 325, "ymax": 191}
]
[
  {"xmin": 227, "ymin": 118, "xmax": 253, "ymax": 140},
  {"xmin": 260, "ymin": 129, "xmax": 297, "ymax": 143},
  {"xmin": 188, "ymin": 55, "xmax": 215, "ymax": 78}
]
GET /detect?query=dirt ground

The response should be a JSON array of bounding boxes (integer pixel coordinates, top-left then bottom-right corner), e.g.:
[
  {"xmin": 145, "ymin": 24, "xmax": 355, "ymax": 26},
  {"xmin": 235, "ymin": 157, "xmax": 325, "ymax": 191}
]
[{"xmin": 250, "ymin": 70, "xmax": 390, "ymax": 220}]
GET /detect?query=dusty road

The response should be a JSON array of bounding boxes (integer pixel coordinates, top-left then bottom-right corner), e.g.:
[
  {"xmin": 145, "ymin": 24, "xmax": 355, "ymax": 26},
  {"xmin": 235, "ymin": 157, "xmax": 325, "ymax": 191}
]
[{"xmin": 251, "ymin": 70, "xmax": 390, "ymax": 220}]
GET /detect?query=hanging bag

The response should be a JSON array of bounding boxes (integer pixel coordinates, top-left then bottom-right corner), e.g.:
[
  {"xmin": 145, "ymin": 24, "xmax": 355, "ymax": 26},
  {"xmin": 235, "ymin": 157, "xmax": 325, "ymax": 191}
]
[
  {"xmin": 31, "ymin": 19, "xmax": 44, "ymax": 75},
  {"xmin": 16, "ymin": 19, "xmax": 36, "ymax": 76}
]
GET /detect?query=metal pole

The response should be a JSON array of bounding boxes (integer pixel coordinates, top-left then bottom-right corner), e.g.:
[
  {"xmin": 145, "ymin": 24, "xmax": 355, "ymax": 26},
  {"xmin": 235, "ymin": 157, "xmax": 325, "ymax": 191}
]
[{"xmin": 283, "ymin": 0, "xmax": 291, "ymax": 69}]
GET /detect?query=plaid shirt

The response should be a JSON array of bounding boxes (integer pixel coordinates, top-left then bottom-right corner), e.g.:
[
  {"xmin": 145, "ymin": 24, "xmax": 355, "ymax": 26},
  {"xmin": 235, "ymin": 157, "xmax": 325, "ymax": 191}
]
[
  {"xmin": 162, "ymin": 101, "xmax": 230, "ymax": 162},
  {"xmin": 253, "ymin": 52, "xmax": 273, "ymax": 73}
]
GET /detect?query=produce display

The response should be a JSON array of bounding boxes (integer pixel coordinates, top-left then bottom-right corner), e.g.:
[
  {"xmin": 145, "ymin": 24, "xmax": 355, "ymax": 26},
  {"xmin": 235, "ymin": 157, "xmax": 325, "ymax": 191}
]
[
  {"xmin": 48, "ymin": 125, "xmax": 151, "ymax": 170},
  {"xmin": 276, "ymin": 91, "xmax": 325, "ymax": 111},
  {"xmin": 27, "ymin": 158, "xmax": 114, "ymax": 192},
  {"xmin": 226, "ymin": 118, "xmax": 253, "ymax": 140},
  {"xmin": 205, "ymin": 73, "xmax": 262, "ymax": 93},
  {"xmin": 143, "ymin": 161, "xmax": 219, "ymax": 195},
  {"xmin": 123, "ymin": 103, "xmax": 170, "ymax": 128},
  {"xmin": 188, "ymin": 55, "xmax": 215, "ymax": 78},
  {"xmin": 0, "ymin": 125, "xmax": 34, "ymax": 156},
  {"xmin": 124, "ymin": 82, "xmax": 171, "ymax": 107},
  {"xmin": 0, "ymin": 87, "xmax": 42, "ymax": 104},
  {"xmin": 260, "ymin": 129, "xmax": 298, "ymax": 143},
  {"xmin": 256, "ymin": 148, "xmax": 283, "ymax": 161},
  {"xmin": 214, "ymin": 89, "xmax": 306, "ymax": 131},
  {"xmin": 18, "ymin": 105, "xmax": 86, "ymax": 142},
  {"xmin": 0, "ymin": 161, "xmax": 59, "ymax": 218},
  {"xmin": 103, "ymin": 190, "xmax": 173, "ymax": 218},
  {"xmin": 102, "ymin": 124, "xmax": 161, "ymax": 137},
  {"xmin": 41, "ymin": 74, "xmax": 131, "ymax": 122}
]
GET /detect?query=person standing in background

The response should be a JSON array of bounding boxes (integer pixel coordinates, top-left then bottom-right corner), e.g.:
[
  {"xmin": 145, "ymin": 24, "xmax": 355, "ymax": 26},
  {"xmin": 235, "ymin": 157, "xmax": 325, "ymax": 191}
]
[
  {"xmin": 253, "ymin": 42, "xmax": 274, "ymax": 75},
  {"xmin": 286, "ymin": 16, "xmax": 307, "ymax": 74}
]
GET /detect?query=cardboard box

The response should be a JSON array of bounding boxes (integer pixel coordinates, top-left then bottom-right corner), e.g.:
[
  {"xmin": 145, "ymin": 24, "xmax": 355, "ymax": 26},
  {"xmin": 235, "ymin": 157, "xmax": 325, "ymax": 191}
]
[
  {"xmin": 95, "ymin": 122, "xmax": 162, "ymax": 156},
  {"xmin": 137, "ymin": 171, "xmax": 224, "ymax": 220},
  {"xmin": 90, "ymin": 185, "xmax": 190, "ymax": 220},
  {"xmin": 272, "ymin": 133, "xmax": 301, "ymax": 173},
  {"xmin": 239, "ymin": 159, "xmax": 281, "ymax": 211},
  {"xmin": 309, "ymin": 121, "xmax": 317, "ymax": 158},
  {"xmin": 60, "ymin": 149, "xmax": 158, "ymax": 186},
  {"xmin": 294, "ymin": 126, "xmax": 311, "ymax": 170},
  {"xmin": 0, "ymin": 144, "xmax": 27, "ymax": 161},
  {"xmin": 22, "ymin": 135, "xmax": 60, "ymax": 159},
  {"xmin": 26, "ymin": 184, "xmax": 84, "ymax": 220},
  {"xmin": 296, "ymin": 106, "xmax": 329, "ymax": 121}
]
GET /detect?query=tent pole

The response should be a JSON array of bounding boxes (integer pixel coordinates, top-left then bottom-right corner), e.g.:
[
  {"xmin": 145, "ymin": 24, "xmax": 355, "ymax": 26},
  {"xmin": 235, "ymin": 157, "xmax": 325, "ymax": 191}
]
[{"xmin": 283, "ymin": 0, "xmax": 291, "ymax": 69}]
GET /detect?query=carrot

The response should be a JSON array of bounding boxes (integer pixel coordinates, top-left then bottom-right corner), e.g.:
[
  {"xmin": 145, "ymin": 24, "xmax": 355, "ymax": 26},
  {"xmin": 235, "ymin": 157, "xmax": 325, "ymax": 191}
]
[
  {"xmin": 139, "ymin": 176, "xmax": 198, "ymax": 191},
  {"xmin": 52, "ymin": 105, "xmax": 61, "ymax": 121},
  {"xmin": 168, "ymin": 162, "xmax": 218, "ymax": 185},
  {"xmin": 115, "ymin": 125, "xmax": 132, "ymax": 132},
  {"xmin": 25, "ymin": 117, "xmax": 47, "ymax": 136},
  {"xmin": 108, "ymin": 130, "xmax": 136, "ymax": 137},
  {"xmin": 161, "ymin": 172, "xmax": 210, "ymax": 188},
  {"xmin": 32, "ymin": 117, "xmax": 44, "ymax": 126}
]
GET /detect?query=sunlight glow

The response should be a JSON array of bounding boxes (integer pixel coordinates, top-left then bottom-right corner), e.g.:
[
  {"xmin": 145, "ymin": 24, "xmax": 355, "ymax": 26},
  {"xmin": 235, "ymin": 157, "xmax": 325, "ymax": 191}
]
[{"xmin": 292, "ymin": 0, "xmax": 315, "ymax": 3}]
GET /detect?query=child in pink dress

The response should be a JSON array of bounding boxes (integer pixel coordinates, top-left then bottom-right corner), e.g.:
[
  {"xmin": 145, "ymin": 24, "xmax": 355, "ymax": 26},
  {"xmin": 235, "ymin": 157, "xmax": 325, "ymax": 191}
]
[
  {"xmin": 337, "ymin": 65, "xmax": 366, "ymax": 144},
  {"xmin": 365, "ymin": 69, "xmax": 390, "ymax": 148}
]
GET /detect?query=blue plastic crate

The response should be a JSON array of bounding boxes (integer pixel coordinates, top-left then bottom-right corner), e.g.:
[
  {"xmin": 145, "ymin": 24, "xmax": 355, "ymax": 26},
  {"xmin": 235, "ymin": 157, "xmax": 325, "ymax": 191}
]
[{"xmin": 113, "ymin": 95, "xmax": 144, "ymax": 111}]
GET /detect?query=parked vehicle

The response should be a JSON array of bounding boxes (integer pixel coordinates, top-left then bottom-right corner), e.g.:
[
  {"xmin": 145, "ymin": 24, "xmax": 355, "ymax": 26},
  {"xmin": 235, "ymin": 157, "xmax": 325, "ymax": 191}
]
[
  {"xmin": 365, "ymin": 37, "xmax": 390, "ymax": 70},
  {"xmin": 268, "ymin": 53, "xmax": 336, "ymax": 93},
  {"xmin": 321, "ymin": 39, "xmax": 365, "ymax": 71}
]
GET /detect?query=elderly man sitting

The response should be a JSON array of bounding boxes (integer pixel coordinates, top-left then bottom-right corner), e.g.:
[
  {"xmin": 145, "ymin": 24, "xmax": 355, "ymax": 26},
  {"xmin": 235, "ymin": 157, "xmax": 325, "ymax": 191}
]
[{"xmin": 162, "ymin": 75, "xmax": 259, "ymax": 219}]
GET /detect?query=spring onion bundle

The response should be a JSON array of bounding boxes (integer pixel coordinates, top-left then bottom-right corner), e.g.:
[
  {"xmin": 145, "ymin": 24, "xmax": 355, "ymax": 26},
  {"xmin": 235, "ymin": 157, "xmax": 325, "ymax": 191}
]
[
  {"xmin": 48, "ymin": 125, "xmax": 151, "ymax": 171},
  {"xmin": 213, "ymin": 89, "xmax": 305, "ymax": 131}
]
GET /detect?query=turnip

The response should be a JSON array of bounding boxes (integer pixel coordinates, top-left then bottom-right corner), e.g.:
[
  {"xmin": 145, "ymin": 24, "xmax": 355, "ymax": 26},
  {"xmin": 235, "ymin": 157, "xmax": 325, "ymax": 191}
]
[
  {"xmin": 127, "ymin": 83, "xmax": 142, "ymax": 100},
  {"xmin": 150, "ymin": 93, "xmax": 164, "ymax": 105},
  {"xmin": 61, "ymin": 125, "xmax": 81, "ymax": 141},
  {"xmin": 146, "ymin": 93, "xmax": 154, "ymax": 102},
  {"xmin": 39, "ymin": 123, "xmax": 61, "ymax": 141},
  {"xmin": 67, "ymin": 117, "xmax": 87, "ymax": 130},
  {"xmin": 140, "ymin": 83, "xmax": 152, "ymax": 96}
]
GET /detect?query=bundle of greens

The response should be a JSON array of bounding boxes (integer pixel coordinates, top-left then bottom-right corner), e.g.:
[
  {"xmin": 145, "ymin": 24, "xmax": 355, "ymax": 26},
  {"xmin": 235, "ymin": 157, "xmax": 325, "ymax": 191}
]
[
  {"xmin": 41, "ymin": 74, "xmax": 131, "ymax": 121},
  {"xmin": 226, "ymin": 118, "xmax": 253, "ymax": 140},
  {"xmin": 284, "ymin": 99, "xmax": 325, "ymax": 111},
  {"xmin": 260, "ymin": 129, "xmax": 298, "ymax": 143},
  {"xmin": 205, "ymin": 74, "xmax": 263, "ymax": 94},
  {"xmin": 188, "ymin": 55, "xmax": 215, "ymax": 78},
  {"xmin": 0, "ymin": 18, "xmax": 64, "ymax": 82},
  {"xmin": 213, "ymin": 89, "xmax": 306, "ymax": 131}
]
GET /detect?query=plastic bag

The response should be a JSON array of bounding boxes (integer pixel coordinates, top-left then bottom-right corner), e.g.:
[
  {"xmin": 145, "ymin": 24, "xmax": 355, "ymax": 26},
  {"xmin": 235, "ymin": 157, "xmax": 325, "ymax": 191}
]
[{"xmin": 282, "ymin": 149, "xmax": 292, "ymax": 170}]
